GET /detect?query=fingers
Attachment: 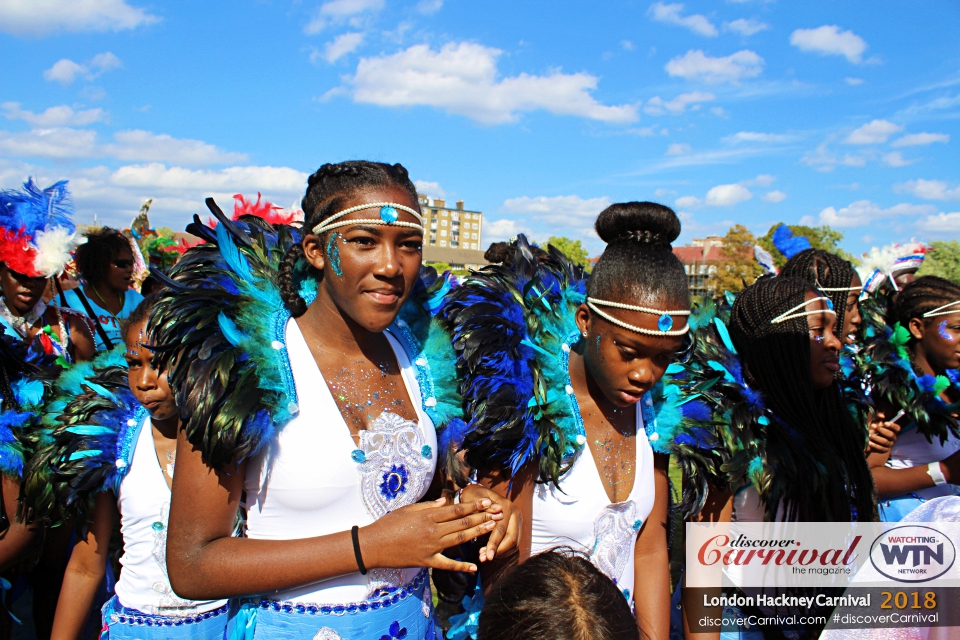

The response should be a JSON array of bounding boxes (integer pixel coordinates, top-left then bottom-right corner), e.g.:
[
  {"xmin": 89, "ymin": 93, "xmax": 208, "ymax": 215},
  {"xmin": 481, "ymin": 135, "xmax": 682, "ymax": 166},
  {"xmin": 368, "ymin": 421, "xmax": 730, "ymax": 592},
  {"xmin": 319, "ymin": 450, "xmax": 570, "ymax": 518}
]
[
  {"xmin": 406, "ymin": 496, "xmax": 448, "ymax": 512},
  {"xmin": 439, "ymin": 519, "xmax": 498, "ymax": 547},
  {"xmin": 429, "ymin": 553, "xmax": 477, "ymax": 574},
  {"xmin": 429, "ymin": 498, "xmax": 494, "ymax": 523}
]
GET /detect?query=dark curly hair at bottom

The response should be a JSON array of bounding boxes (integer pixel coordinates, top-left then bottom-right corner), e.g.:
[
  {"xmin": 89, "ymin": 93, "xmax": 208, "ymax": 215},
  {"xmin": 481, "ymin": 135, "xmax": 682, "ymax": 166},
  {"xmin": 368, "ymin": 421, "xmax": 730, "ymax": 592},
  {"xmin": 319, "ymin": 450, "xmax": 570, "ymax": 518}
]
[{"xmin": 477, "ymin": 548, "xmax": 639, "ymax": 640}]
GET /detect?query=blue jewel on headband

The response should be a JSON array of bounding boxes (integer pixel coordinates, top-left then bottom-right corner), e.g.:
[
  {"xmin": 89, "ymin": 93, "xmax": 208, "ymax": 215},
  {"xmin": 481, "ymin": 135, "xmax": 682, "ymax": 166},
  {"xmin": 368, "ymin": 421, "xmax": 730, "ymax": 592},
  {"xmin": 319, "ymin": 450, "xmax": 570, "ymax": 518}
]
[
  {"xmin": 658, "ymin": 314, "xmax": 674, "ymax": 332},
  {"xmin": 825, "ymin": 298, "xmax": 834, "ymax": 310},
  {"xmin": 379, "ymin": 205, "xmax": 399, "ymax": 224}
]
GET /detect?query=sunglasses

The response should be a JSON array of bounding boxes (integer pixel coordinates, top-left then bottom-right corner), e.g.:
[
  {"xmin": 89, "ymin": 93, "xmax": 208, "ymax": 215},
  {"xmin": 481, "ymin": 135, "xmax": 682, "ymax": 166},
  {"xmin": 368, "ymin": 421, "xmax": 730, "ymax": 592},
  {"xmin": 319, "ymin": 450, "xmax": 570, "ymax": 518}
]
[{"xmin": 112, "ymin": 260, "xmax": 134, "ymax": 269}]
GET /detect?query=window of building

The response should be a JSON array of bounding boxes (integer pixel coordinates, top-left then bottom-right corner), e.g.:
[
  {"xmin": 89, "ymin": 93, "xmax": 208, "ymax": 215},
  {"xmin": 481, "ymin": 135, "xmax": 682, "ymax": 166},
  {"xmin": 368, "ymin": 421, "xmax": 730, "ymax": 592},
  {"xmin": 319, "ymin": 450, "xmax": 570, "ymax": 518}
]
[
  {"xmin": 451, "ymin": 212, "xmax": 459, "ymax": 221},
  {"xmin": 440, "ymin": 229, "xmax": 447, "ymax": 237},
  {"xmin": 440, "ymin": 241, "xmax": 447, "ymax": 247},
  {"xmin": 441, "ymin": 220, "xmax": 447, "ymax": 226}
]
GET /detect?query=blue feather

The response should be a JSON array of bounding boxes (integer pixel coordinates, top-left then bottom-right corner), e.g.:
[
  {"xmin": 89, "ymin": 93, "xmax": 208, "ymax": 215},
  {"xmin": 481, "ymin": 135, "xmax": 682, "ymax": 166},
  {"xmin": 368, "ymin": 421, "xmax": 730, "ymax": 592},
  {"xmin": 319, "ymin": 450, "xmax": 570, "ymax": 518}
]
[
  {"xmin": 771, "ymin": 224, "xmax": 811, "ymax": 260},
  {"xmin": 713, "ymin": 318, "xmax": 736, "ymax": 354},
  {"xmin": 215, "ymin": 221, "xmax": 254, "ymax": 282},
  {"xmin": 218, "ymin": 312, "xmax": 245, "ymax": 347}
]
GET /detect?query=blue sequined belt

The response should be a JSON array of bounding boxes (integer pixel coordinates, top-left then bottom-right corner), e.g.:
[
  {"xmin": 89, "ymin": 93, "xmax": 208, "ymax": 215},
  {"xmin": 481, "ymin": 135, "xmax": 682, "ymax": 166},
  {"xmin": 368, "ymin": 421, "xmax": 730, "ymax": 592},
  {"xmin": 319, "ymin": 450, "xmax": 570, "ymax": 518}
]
[
  {"xmin": 101, "ymin": 596, "xmax": 228, "ymax": 639},
  {"xmin": 258, "ymin": 568, "xmax": 428, "ymax": 616}
]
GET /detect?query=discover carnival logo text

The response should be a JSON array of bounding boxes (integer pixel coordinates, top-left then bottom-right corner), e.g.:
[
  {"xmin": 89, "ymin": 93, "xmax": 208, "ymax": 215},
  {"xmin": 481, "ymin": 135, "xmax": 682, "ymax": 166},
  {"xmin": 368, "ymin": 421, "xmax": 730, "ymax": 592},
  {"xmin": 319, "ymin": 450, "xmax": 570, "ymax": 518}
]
[
  {"xmin": 698, "ymin": 533, "xmax": 860, "ymax": 575},
  {"xmin": 869, "ymin": 526, "xmax": 956, "ymax": 583}
]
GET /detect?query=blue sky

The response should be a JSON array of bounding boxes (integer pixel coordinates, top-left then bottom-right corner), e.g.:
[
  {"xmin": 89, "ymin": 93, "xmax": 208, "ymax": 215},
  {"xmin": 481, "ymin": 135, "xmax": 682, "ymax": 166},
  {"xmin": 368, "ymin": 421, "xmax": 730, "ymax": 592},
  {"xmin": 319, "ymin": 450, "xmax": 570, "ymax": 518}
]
[{"xmin": 1, "ymin": 0, "xmax": 958, "ymax": 257}]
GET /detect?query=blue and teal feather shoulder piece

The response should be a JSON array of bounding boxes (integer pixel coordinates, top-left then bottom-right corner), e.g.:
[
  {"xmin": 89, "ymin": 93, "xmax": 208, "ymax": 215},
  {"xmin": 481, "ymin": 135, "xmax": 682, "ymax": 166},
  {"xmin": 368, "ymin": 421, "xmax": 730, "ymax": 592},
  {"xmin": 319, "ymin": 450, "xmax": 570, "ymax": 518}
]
[
  {"xmin": 662, "ymin": 293, "xmax": 778, "ymax": 518},
  {"xmin": 149, "ymin": 200, "xmax": 304, "ymax": 470},
  {"xmin": 438, "ymin": 235, "xmax": 589, "ymax": 485},
  {"xmin": 0, "ymin": 330, "xmax": 62, "ymax": 481},
  {"xmin": 860, "ymin": 316, "xmax": 960, "ymax": 443},
  {"xmin": 21, "ymin": 346, "xmax": 141, "ymax": 527}
]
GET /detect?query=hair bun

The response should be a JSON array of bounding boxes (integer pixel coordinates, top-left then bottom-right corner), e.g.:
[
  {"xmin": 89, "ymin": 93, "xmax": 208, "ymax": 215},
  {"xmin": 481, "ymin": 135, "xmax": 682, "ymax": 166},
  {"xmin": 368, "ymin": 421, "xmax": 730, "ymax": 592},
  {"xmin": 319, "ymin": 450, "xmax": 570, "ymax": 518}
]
[{"xmin": 594, "ymin": 202, "xmax": 681, "ymax": 247}]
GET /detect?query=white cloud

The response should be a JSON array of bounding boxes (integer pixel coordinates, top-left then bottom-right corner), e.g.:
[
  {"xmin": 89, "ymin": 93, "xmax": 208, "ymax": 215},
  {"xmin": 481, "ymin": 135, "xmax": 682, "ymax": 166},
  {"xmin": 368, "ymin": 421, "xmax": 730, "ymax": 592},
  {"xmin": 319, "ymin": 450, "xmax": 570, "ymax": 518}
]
[
  {"xmin": 789, "ymin": 25, "xmax": 867, "ymax": 64},
  {"xmin": 881, "ymin": 152, "xmax": 914, "ymax": 167},
  {"xmin": 0, "ymin": 127, "xmax": 246, "ymax": 166},
  {"xmin": 305, "ymin": 0, "xmax": 384, "ymax": 34},
  {"xmin": 322, "ymin": 32, "xmax": 365, "ymax": 63},
  {"xmin": 414, "ymin": 180, "xmax": 446, "ymax": 198},
  {"xmin": 644, "ymin": 91, "xmax": 714, "ymax": 115},
  {"xmin": 43, "ymin": 52, "xmax": 122, "ymax": 85},
  {"xmin": 675, "ymin": 195, "xmax": 701, "ymax": 208},
  {"xmin": 621, "ymin": 40, "xmax": 635, "ymax": 51},
  {"xmin": 342, "ymin": 42, "xmax": 638, "ymax": 125},
  {"xmin": 891, "ymin": 133, "xmax": 949, "ymax": 148},
  {"xmin": 711, "ymin": 106, "xmax": 728, "ymax": 117},
  {"xmin": 664, "ymin": 49, "xmax": 764, "ymax": 84},
  {"xmin": 723, "ymin": 131, "xmax": 797, "ymax": 144},
  {"xmin": 801, "ymin": 141, "xmax": 874, "ymax": 171},
  {"xmin": 705, "ymin": 183, "xmax": 752, "ymax": 206},
  {"xmin": 894, "ymin": 179, "xmax": 960, "ymax": 201},
  {"xmin": 742, "ymin": 174, "xmax": 775, "ymax": 187},
  {"xmin": 500, "ymin": 195, "xmax": 612, "ymax": 242},
  {"xmin": 1, "ymin": 102, "xmax": 107, "ymax": 127},
  {"xmin": 762, "ymin": 190, "xmax": 787, "ymax": 203},
  {"xmin": 844, "ymin": 119, "xmax": 903, "ymax": 145},
  {"xmin": 724, "ymin": 18, "xmax": 768, "ymax": 36},
  {"xmin": 0, "ymin": 0, "xmax": 157, "ymax": 36},
  {"xmin": 818, "ymin": 200, "xmax": 935, "ymax": 227},
  {"xmin": 845, "ymin": 77, "xmax": 864, "ymax": 86},
  {"xmin": 666, "ymin": 143, "xmax": 691, "ymax": 155},
  {"xmin": 416, "ymin": 0, "xmax": 443, "ymax": 14},
  {"xmin": 484, "ymin": 218, "xmax": 533, "ymax": 243},
  {"xmin": 918, "ymin": 212, "xmax": 960, "ymax": 233},
  {"xmin": 647, "ymin": 3, "xmax": 718, "ymax": 37},
  {"xmin": 654, "ymin": 188, "xmax": 676, "ymax": 197}
]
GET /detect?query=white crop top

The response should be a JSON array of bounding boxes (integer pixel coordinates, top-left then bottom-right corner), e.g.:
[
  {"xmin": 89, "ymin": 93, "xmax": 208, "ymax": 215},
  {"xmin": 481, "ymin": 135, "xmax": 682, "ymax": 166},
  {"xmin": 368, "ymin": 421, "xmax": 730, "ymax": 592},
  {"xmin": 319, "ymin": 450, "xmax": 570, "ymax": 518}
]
[
  {"xmin": 530, "ymin": 402, "xmax": 656, "ymax": 605},
  {"xmin": 886, "ymin": 426, "xmax": 960, "ymax": 501},
  {"xmin": 114, "ymin": 417, "xmax": 226, "ymax": 615},
  {"xmin": 242, "ymin": 318, "xmax": 437, "ymax": 604}
]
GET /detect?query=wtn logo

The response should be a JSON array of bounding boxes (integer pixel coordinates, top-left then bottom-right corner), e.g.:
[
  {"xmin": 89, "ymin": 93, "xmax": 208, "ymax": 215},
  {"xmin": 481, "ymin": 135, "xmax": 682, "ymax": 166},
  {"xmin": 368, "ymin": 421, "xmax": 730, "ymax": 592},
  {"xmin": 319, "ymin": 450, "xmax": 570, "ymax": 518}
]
[{"xmin": 870, "ymin": 526, "xmax": 956, "ymax": 583}]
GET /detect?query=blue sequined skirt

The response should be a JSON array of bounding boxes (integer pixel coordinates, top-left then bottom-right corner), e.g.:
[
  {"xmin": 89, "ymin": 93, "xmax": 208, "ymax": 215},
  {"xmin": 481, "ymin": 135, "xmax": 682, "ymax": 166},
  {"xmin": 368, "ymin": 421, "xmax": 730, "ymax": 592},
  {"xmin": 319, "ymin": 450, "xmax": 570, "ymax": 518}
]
[
  {"xmin": 227, "ymin": 568, "xmax": 441, "ymax": 640},
  {"xmin": 100, "ymin": 595, "xmax": 228, "ymax": 639}
]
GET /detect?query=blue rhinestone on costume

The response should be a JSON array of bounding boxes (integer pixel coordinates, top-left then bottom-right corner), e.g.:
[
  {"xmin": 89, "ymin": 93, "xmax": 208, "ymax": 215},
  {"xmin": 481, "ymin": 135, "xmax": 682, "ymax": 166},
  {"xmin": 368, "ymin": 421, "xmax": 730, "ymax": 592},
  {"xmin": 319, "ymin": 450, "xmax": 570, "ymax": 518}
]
[
  {"xmin": 351, "ymin": 449, "xmax": 366, "ymax": 463},
  {"xmin": 380, "ymin": 206, "xmax": 399, "ymax": 224},
  {"xmin": 380, "ymin": 464, "xmax": 408, "ymax": 500},
  {"xmin": 658, "ymin": 314, "xmax": 673, "ymax": 332},
  {"xmin": 420, "ymin": 445, "xmax": 432, "ymax": 458}
]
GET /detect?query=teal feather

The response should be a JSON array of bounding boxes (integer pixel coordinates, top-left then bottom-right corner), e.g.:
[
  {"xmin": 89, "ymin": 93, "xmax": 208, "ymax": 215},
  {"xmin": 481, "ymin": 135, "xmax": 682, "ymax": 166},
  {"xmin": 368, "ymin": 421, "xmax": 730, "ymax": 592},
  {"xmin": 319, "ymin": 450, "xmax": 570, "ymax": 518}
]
[{"xmin": 217, "ymin": 311, "xmax": 244, "ymax": 347}]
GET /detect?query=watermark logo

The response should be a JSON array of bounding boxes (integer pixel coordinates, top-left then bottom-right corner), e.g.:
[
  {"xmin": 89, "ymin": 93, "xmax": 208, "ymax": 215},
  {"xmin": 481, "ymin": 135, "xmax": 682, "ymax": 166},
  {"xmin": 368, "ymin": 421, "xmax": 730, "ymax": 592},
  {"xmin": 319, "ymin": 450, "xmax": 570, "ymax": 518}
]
[{"xmin": 869, "ymin": 526, "xmax": 956, "ymax": 583}]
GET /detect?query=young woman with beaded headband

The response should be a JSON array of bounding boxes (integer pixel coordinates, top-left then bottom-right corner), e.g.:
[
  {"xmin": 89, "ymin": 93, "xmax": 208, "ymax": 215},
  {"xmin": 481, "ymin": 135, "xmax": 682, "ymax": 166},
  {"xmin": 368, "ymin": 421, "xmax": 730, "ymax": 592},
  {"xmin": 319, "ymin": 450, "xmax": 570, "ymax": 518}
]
[
  {"xmin": 779, "ymin": 249, "xmax": 900, "ymax": 457},
  {"xmin": 442, "ymin": 202, "xmax": 693, "ymax": 637},
  {"xmin": 677, "ymin": 276, "xmax": 877, "ymax": 639},
  {"xmin": 865, "ymin": 276, "xmax": 960, "ymax": 521},
  {"xmin": 152, "ymin": 161, "xmax": 518, "ymax": 640}
]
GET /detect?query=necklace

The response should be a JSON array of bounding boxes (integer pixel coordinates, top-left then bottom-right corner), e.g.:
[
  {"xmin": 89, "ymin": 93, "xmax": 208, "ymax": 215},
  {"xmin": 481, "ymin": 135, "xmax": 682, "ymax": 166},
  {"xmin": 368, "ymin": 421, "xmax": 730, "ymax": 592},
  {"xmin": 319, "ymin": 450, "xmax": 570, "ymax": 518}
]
[
  {"xmin": 164, "ymin": 449, "xmax": 176, "ymax": 478},
  {"xmin": 90, "ymin": 283, "xmax": 124, "ymax": 321},
  {"xmin": 0, "ymin": 298, "xmax": 46, "ymax": 337}
]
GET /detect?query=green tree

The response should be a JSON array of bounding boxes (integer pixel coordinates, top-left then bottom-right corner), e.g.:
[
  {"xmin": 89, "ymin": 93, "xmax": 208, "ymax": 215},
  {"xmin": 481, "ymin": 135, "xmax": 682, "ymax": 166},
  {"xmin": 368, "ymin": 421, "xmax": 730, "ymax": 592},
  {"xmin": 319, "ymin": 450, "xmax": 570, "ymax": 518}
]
[
  {"xmin": 756, "ymin": 223, "xmax": 856, "ymax": 268},
  {"xmin": 918, "ymin": 240, "xmax": 960, "ymax": 283},
  {"xmin": 713, "ymin": 224, "xmax": 764, "ymax": 294},
  {"xmin": 546, "ymin": 236, "xmax": 591, "ymax": 267}
]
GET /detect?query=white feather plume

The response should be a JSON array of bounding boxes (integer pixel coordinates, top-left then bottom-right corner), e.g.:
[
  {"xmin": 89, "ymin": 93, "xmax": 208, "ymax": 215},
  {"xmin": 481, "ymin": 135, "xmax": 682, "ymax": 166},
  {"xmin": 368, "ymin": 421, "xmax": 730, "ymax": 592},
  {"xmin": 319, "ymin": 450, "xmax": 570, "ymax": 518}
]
[{"xmin": 31, "ymin": 226, "xmax": 82, "ymax": 277}]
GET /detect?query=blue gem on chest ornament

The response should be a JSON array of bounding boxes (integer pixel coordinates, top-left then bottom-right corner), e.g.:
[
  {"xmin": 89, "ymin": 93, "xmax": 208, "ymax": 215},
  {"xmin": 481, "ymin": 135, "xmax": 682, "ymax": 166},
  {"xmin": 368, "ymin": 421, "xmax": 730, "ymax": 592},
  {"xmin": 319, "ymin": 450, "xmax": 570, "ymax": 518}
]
[
  {"xmin": 380, "ymin": 464, "xmax": 409, "ymax": 500},
  {"xmin": 380, "ymin": 206, "xmax": 399, "ymax": 224}
]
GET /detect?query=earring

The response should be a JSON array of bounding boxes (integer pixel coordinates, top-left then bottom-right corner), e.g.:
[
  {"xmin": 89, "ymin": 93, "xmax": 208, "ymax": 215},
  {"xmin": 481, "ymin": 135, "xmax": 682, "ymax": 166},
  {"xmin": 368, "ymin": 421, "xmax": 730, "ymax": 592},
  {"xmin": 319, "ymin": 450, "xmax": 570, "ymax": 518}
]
[{"xmin": 582, "ymin": 331, "xmax": 588, "ymax": 337}]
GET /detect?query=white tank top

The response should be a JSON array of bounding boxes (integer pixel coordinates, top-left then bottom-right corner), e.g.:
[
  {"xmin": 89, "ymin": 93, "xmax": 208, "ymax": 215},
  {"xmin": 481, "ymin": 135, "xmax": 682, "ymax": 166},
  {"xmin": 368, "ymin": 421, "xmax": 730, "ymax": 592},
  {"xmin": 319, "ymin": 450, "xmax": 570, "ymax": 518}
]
[
  {"xmin": 529, "ymin": 403, "xmax": 656, "ymax": 605},
  {"xmin": 114, "ymin": 417, "xmax": 226, "ymax": 615},
  {"xmin": 886, "ymin": 426, "xmax": 960, "ymax": 501},
  {"xmin": 243, "ymin": 318, "xmax": 437, "ymax": 603}
]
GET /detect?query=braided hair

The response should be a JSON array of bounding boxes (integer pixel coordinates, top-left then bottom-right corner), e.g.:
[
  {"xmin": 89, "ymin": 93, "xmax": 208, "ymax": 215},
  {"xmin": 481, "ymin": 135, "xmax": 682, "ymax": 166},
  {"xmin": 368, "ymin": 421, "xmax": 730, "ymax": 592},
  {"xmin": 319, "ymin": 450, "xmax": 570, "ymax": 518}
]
[
  {"xmin": 893, "ymin": 275, "xmax": 960, "ymax": 328},
  {"xmin": 780, "ymin": 248, "xmax": 858, "ymax": 334},
  {"xmin": 278, "ymin": 161, "xmax": 419, "ymax": 317},
  {"xmin": 730, "ymin": 276, "xmax": 877, "ymax": 521},
  {"xmin": 587, "ymin": 202, "xmax": 689, "ymax": 308}
]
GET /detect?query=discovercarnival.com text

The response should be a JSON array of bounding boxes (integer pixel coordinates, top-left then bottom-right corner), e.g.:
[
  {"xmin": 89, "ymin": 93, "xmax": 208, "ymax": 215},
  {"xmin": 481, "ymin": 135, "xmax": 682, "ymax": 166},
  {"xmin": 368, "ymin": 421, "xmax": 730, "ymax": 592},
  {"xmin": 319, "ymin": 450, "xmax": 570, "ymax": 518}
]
[{"xmin": 698, "ymin": 615, "xmax": 827, "ymax": 629}]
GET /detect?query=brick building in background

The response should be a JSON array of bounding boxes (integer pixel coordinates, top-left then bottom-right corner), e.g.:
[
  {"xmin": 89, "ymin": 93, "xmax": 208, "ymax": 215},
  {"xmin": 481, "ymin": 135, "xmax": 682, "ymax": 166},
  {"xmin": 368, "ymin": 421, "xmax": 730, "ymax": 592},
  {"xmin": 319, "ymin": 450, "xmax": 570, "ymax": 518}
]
[
  {"xmin": 419, "ymin": 194, "xmax": 488, "ymax": 270},
  {"xmin": 673, "ymin": 236, "xmax": 724, "ymax": 297}
]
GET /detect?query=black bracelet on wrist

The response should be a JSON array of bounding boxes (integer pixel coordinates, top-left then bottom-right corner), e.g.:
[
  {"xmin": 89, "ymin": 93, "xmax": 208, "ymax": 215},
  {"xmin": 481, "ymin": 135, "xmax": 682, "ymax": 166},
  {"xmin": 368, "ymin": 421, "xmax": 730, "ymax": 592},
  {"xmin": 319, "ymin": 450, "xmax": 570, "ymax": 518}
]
[{"xmin": 351, "ymin": 525, "xmax": 368, "ymax": 575}]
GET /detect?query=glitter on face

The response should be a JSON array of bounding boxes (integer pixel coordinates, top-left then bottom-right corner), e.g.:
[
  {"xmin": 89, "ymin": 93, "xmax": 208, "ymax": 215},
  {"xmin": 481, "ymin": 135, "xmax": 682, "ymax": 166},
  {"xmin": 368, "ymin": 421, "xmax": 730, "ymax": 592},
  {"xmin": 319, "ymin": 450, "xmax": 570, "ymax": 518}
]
[
  {"xmin": 127, "ymin": 328, "xmax": 144, "ymax": 356},
  {"xmin": 326, "ymin": 232, "xmax": 343, "ymax": 277},
  {"xmin": 939, "ymin": 320, "xmax": 954, "ymax": 342},
  {"xmin": 811, "ymin": 333, "xmax": 825, "ymax": 344},
  {"xmin": 595, "ymin": 334, "xmax": 602, "ymax": 356}
]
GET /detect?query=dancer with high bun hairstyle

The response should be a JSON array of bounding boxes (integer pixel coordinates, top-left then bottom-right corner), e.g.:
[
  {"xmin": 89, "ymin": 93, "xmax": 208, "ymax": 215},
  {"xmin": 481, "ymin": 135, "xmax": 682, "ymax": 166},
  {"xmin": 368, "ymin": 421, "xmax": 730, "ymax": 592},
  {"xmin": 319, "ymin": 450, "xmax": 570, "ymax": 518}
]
[
  {"xmin": 864, "ymin": 276, "xmax": 960, "ymax": 521},
  {"xmin": 151, "ymin": 161, "xmax": 518, "ymax": 640},
  {"xmin": 443, "ymin": 202, "xmax": 700, "ymax": 638}
]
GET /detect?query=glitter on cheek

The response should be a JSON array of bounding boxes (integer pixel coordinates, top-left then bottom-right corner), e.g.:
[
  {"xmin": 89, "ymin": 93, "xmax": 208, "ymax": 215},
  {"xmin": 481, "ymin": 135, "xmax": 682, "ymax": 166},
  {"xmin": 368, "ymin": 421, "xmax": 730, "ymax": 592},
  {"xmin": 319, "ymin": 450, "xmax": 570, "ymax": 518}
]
[
  {"xmin": 811, "ymin": 334, "xmax": 825, "ymax": 344},
  {"xmin": 595, "ymin": 334, "xmax": 602, "ymax": 356},
  {"xmin": 938, "ymin": 320, "xmax": 955, "ymax": 342},
  {"xmin": 326, "ymin": 232, "xmax": 343, "ymax": 277}
]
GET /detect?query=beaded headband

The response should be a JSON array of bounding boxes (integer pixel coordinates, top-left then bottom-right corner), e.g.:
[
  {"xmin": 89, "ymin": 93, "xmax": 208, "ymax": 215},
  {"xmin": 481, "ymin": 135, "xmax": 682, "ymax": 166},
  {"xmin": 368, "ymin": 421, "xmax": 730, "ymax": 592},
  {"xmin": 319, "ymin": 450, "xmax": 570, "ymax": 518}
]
[
  {"xmin": 586, "ymin": 297, "xmax": 690, "ymax": 336},
  {"xmin": 311, "ymin": 202, "xmax": 425, "ymax": 235},
  {"xmin": 818, "ymin": 285, "xmax": 863, "ymax": 293},
  {"xmin": 922, "ymin": 301, "xmax": 960, "ymax": 318},
  {"xmin": 770, "ymin": 296, "xmax": 836, "ymax": 325}
]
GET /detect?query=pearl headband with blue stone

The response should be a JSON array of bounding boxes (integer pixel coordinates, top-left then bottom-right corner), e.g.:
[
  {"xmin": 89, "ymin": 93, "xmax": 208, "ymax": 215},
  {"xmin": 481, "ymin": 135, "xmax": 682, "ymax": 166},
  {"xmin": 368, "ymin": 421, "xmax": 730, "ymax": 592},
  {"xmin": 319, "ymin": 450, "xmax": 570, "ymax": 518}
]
[
  {"xmin": 311, "ymin": 202, "xmax": 425, "ymax": 235},
  {"xmin": 586, "ymin": 297, "xmax": 691, "ymax": 336},
  {"xmin": 770, "ymin": 296, "xmax": 836, "ymax": 325}
]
